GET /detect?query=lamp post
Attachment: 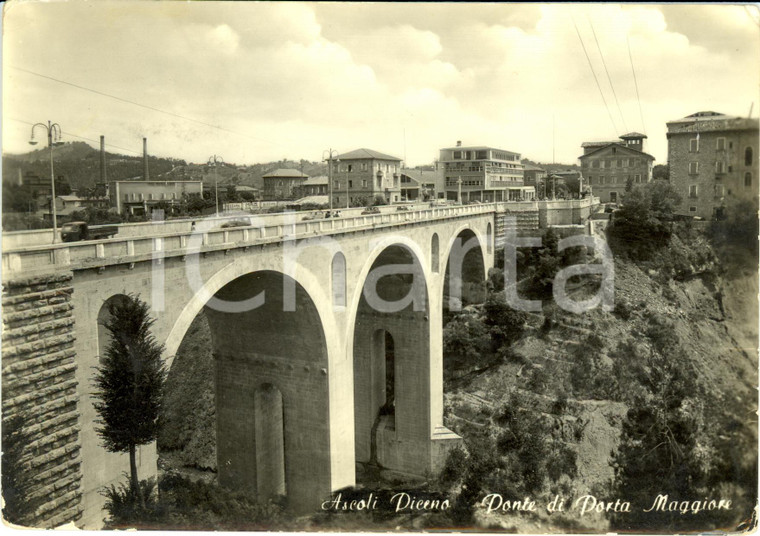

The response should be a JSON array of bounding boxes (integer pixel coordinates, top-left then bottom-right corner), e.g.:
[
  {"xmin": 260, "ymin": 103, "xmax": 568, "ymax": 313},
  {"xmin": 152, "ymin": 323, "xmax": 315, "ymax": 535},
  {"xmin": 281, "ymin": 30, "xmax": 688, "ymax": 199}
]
[
  {"xmin": 323, "ymin": 149, "xmax": 338, "ymax": 212},
  {"xmin": 207, "ymin": 155, "xmax": 224, "ymax": 217},
  {"xmin": 29, "ymin": 121, "xmax": 64, "ymax": 243}
]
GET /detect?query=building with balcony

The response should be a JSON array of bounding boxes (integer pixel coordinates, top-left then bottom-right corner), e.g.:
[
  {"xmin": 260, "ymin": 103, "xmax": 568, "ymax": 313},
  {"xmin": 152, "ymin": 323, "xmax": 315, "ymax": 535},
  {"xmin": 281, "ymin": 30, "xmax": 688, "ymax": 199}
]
[
  {"xmin": 666, "ymin": 111, "xmax": 759, "ymax": 219},
  {"xmin": 262, "ymin": 169, "xmax": 309, "ymax": 201},
  {"xmin": 439, "ymin": 142, "xmax": 530, "ymax": 202},
  {"xmin": 579, "ymin": 132, "xmax": 655, "ymax": 203},
  {"xmin": 331, "ymin": 148, "xmax": 402, "ymax": 206},
  {"xmin": 113, "ymin": 180, "xmax": 203, "ymax": 215}
]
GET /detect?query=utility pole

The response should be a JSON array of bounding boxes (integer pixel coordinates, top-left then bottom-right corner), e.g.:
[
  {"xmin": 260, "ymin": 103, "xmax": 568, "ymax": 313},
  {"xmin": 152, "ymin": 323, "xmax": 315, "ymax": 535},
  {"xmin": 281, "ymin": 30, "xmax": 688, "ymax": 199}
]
[{"xmin": 323, "ymin": 149, "xmax": 338, "ymax": 212}]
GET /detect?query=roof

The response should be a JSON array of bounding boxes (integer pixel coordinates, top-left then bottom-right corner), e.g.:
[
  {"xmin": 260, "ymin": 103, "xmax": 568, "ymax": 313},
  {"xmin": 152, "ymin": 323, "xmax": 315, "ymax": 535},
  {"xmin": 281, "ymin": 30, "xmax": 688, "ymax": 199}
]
[
  {"xmin": 578, "ymin": 142, "xmax": 655, "ymax": 161},
  {"xmin": 262, "ymin": 169, "xmax": 309, "ymax": 179},
  {"xmin": 400, "ymin": 169, "xmax": 436, "ymax": 184},
  {"xmin": 301, "ymin": 176, "xmax": 328, "ymax": 186},
  {"xmin": 581, "ymin": 140, "xmax": 620, "ymax": 148},
  {"xmin": 335, "ymin": 148, "xmax": 401, "ymax": 161},
  {"xmin": 235, "ymin": 185, "xmax": 258, "ymax": 192},
  {"xmin": 522, "ymin": 164, "xmax": 546, "ymax": 171},
  {"xmin": 666, "ymin": 112, "xmax": 758, "ymax": 134},
  {"xmin": 440, "ymin": 145, "xmax": 520, "ymax": 155},
  {"xmin": 619, "ymin": 132, "xmax": 647, "ymax": 139}
]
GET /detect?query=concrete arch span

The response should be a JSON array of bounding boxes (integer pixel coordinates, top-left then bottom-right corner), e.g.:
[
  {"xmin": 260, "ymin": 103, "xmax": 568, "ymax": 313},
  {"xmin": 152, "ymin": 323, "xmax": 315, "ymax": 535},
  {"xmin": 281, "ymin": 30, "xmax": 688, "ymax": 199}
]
[
  {"xmin": 443, "ymin": 226, "xmax": 488, "ymax": 312},
  {"xmin": 351, "ymin": 242, "xmax": 437, "ymax": 476}
]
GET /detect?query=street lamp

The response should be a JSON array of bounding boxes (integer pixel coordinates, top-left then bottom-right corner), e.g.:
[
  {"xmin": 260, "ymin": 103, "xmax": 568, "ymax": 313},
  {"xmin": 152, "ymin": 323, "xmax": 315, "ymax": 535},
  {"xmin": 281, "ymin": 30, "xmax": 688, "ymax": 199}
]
[
  {"xmin": 29, "ymin": 121, "xmax": 64, "ymax": 243},
  {"xmin": 323, "ymin": 149, "xmax": 338, "ymax": 212},
  {"xmin": 207, "ymin": 155, "xmax": 224, "ymax": 216}
]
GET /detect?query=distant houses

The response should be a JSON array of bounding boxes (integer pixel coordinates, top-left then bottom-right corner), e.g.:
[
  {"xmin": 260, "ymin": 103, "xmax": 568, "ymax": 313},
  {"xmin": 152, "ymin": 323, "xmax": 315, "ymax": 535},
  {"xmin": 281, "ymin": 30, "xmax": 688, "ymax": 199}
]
[{"xmin": 262, "ymin": 169, "xmax": 309, "ymax": 201}]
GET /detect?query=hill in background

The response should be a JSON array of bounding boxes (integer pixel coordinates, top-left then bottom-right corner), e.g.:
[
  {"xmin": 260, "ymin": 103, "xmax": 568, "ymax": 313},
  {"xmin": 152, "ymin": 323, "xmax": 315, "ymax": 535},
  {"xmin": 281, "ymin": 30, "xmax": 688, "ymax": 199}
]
[{"xmin": 2, "ymin": 142, "xmax": 328, "ymax": 193}]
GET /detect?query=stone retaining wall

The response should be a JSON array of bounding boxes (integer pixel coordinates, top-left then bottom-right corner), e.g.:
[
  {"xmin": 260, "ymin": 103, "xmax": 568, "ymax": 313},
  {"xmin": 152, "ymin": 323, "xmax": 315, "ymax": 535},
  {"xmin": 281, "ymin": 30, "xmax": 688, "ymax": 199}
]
[{"xmin": 2, "ymin": 272, "xmax": 82, "ymax": 528}]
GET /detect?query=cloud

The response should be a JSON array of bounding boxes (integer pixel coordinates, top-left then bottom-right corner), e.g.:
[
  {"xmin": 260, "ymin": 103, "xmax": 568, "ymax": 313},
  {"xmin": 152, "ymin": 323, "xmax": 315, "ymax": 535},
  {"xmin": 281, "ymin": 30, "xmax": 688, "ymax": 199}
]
[{"xmin": 3, "ymin": 3, "xmax": 757, "ymax": 167}]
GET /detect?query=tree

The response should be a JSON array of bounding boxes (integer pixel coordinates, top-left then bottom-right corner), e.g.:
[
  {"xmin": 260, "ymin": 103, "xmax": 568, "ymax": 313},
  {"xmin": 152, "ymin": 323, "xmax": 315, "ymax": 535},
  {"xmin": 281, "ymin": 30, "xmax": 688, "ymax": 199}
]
[
  {"xmin": 93, "ymin": 295, "xmax": 166, "ymax": 499},
  {"xmin": 652, "ymin": 164, "xmax": 669, "ymax": 181}
]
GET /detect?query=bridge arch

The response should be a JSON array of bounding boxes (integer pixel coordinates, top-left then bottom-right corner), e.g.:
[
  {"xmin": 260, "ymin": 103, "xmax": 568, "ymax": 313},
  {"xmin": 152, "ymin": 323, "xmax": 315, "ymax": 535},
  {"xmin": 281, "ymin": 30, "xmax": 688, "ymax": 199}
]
[
  {"xmin": 350, "ymin": 239, "xmax": 433, "ymax": 476},
  {"xmin": 96, "ymin": 294, "xmax": 130, "ymax": 364},
  {"xmin": 162, "ymin": 257, "xmax": 344, "ymax": 513},
  {"xmin": 442, "ymin": 225, "xmax": 488, "ymax": 311}
]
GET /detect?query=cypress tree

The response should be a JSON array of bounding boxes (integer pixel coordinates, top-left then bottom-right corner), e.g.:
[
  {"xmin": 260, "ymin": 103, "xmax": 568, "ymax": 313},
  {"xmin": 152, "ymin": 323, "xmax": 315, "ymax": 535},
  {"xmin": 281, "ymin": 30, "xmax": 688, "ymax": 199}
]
[{"xmin": 92, "ymin": 294, "xmax": 166, "ymax": 499}]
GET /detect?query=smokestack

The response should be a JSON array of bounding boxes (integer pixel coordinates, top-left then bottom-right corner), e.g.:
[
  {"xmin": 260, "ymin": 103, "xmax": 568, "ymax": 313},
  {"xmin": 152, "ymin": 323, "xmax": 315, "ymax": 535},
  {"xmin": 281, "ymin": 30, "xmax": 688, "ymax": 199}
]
[
  {"xmin": 456, "ymin": 140, "xmax": 462, "ymax": 147},
  {"xmin": 143, "ymin": 137, "xmax": 149, "ymax": 181},
  {"xmin": 100, "ymin": 135, "xmax": 106, "ymax": 183}
]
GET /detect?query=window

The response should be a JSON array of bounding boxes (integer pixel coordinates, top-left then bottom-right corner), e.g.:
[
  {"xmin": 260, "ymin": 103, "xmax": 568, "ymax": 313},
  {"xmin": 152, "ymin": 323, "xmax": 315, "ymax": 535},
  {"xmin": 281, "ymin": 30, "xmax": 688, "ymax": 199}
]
[
  {"xmin": 453, "ymin": 151, "xmax": 462, "ymax": 160},
  {"xmin": 348, "ymin": 180, "xmax": 353, "ymax": 188},
  {"xmin": 634, "ymin": 174, "xmax": 642, "ymax": 183},
  {"xmin": 600, "ymin": 160, "xmax": 606, "ymax": 169},
  {"xmin": 124, "ymin": 193, "xmax": 129, "ymax": 200},
  {"xmin": 617, "ymin": 158, "xmax": 623, "ymax": 167},
  {"xmin": 689, "ymin": 185, "xmax": 698, "ymax": 198},
  {"xmin": 588, "ymin": 175, "xmax": 594, "ymax": 184},
  {"xmin": 716, "ymin": 137, "xmax": 726, "ymax": 150},
  {"xmin": 715, "ymin": 184, "xmax": 725, "ymax": 197},
  {"xmin": 689, "ymin": 206, "xmax": 697, "ymax": 213},
  {"xmin": 347, "ymin": 164, "xmax": 353, "ymax": 172},
  {"xmin": 599, "ymin": 176, "xmax": 605, "ymax": 185},
  {"xmin": 361, "ymin": 162, "xmax": 368, "ymax": 171},
  {"xmin": 745, "ymin": 147, "xmax": 754, "ymax": 166},
  {"xmin": 745, "ymin": 172, "xmax": 753, "ymax": 187},
  {"xmin": 592, "ymin": 160, "xmax": 600, "ymax": 168},
  {"xmin": 690, "ymin": 138, "xmax": 699, "ymax": 152},
  {"xmin": 139, "ymin": 193, "xmax": 144, "ymax": 201},
  {"xmin": 476, "ymin": 150, "xmax": 487, "ymax": 159},
  {"xmin": 362, "ymin": 179, "xmax": 367, "ymax": 188},
  {"xmin": 716, "ymin": 161, "xmax": 726, "ymax": 174},
  {"xmin": 689, "ymin": 162, "xmax": 699, "ymax": 174}
]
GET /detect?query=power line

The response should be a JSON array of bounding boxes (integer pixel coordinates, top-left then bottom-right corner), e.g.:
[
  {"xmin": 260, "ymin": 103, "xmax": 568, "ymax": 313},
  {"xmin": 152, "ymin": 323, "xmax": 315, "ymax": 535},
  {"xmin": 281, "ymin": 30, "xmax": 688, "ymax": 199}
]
[
  {"xmin": 9, "ymin": 65, "xmax": 287, "ymax": 148},
  {"xmin": 572, "ymin": 17, "xmax": 619, "ymax": 136},
  {"xmin": 627, "ymin": 37, "xmax": 647, "ymax": 135},
  {"xmin": 9, "ymin": 117, "xmax": 143, "ymax": 155},
  {"xmin": 587, "ymin": 17, "xmax": 628, "ymax": 133}
]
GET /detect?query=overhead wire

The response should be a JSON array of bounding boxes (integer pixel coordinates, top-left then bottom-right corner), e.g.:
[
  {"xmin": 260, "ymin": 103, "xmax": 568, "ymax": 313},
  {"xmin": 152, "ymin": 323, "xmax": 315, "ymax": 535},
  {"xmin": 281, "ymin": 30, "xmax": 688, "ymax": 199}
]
[
  {"xmin": 587, "ymin": 16, "xmax": 628, "ymax": 133},
  {"xmin": 627, "ymin": 37, "xmax": 647, "ymax": 135},
  {"xmin": 572, "ymin": 16, "xmax": 619, "ymax": 137},
  {"xmin": 9, "ymin": 117, "xmax": 143, "ymax": 155},
  {"xmin": 9, "ymin": 65, "xmax": 289, "ymax": 148}
]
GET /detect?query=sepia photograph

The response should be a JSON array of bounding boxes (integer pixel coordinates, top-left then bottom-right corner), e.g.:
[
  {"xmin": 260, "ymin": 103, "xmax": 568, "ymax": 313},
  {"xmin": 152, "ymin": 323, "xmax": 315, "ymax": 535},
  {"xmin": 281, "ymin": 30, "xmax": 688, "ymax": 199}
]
[{"xmin": 1, "ymin": 2, "xmax": 758, "ymax": 533}]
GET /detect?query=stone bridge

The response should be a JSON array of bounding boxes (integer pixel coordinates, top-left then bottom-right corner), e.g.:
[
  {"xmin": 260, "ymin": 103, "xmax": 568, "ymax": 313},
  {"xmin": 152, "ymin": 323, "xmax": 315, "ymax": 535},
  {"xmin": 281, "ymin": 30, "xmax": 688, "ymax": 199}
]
[{"xmin": 1, "ymin": 199, "xmax": 597, "ymax": 528}]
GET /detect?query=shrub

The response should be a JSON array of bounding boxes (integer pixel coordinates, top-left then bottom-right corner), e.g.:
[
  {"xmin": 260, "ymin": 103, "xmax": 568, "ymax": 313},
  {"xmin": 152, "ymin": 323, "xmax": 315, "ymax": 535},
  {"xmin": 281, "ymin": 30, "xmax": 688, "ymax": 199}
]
[{"xmin": 613, "ymin": 299, "xmax": 632, "ymax": 320}]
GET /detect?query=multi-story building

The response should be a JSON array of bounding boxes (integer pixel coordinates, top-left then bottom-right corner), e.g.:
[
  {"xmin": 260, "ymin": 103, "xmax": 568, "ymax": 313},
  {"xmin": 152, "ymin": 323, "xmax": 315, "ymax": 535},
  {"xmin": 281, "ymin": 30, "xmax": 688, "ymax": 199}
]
[
  {"xmin": 579, "ymin": 132, "xmax": 655, "ymax": 203},
  {"xmin": 439, "ymin": 142, "xmax": 530, "ymax": 202},
  {"xmin": 666, "ymin": 111, "xmax": 759, "ymax": 219},
  {"xmin": 331, "ymin": 148, "xmax": 402, "ymax": 206},
  {"xmin": 113, "ymin": 180, "xmax": 203, "ymax": 215},
  {"xmin": 262, "ymin": 169, "xmax": 309, "ymax": 201}
]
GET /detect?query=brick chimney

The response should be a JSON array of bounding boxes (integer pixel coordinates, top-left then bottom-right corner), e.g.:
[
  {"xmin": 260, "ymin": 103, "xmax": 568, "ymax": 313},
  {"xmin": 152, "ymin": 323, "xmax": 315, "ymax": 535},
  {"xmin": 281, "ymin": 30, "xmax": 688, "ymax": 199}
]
[
  {"xmin": 456, "ymin": 140, "xmax": 462, "ymax": 147},
  {"xmin": 100, "ymin": 136, "xmax": 106, "ymax": 183},
  {"xmin": 143, "ymin": 138, "xmax": 150, "ymax": 180}
]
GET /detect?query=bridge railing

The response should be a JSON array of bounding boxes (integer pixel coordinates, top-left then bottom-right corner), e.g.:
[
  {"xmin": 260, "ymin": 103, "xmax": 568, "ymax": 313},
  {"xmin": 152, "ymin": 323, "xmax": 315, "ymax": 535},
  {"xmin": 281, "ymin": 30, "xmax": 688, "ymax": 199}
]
[{"xmin": 2, "ymin": 203, "xmax": 495, "ymax": 276}]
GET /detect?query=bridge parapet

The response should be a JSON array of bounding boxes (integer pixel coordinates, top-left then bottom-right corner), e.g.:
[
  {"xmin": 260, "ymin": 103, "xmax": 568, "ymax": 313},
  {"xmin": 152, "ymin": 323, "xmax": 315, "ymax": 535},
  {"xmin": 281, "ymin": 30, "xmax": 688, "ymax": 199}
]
[{"xmin": 2, "ymin": 204, "xmax": 495, "ymax": 280}]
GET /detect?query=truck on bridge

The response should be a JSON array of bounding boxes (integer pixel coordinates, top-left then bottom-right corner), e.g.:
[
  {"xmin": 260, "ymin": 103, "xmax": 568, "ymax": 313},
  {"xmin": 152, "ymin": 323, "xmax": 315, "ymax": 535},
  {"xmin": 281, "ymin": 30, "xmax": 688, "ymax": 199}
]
[{"xmin": 60, "ymin": 221, "xmax": 119, "ymax": 242}]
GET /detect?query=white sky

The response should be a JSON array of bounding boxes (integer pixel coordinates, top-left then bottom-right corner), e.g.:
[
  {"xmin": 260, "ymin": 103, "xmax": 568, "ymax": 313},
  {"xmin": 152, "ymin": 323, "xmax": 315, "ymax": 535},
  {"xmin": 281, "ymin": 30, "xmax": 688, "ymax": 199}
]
[{"xmin": 3, "ymin": 2, "xmax": 759, "ymax": 166}]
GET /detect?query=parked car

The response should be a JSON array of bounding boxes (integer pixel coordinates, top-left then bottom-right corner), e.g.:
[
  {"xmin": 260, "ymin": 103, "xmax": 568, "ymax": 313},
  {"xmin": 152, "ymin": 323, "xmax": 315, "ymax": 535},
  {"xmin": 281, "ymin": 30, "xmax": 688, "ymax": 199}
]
[
  {"xmin": 60, "ymin": 222, "xmax": 118, "ymax": 242},
  {"xmin": 361, "ymin": 207, "xmax": 381, "ymax": 215}
]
